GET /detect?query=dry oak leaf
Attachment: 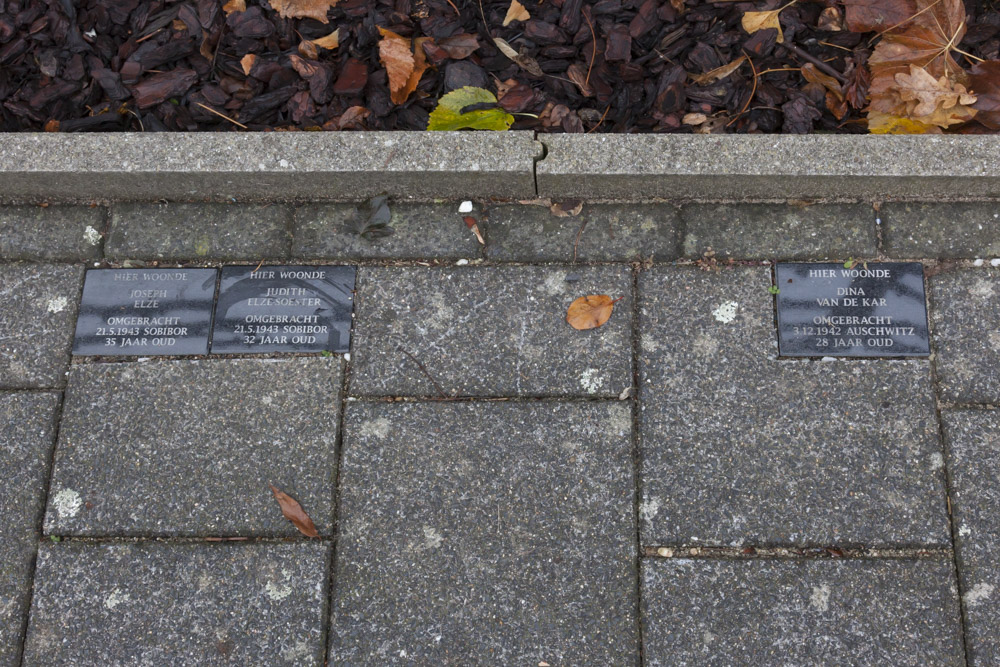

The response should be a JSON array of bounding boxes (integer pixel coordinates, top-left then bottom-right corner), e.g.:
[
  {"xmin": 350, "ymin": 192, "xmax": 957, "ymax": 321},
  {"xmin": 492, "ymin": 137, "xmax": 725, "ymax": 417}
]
[
  {"xmin": 567, "ymin": 295, "xmax": 622, "ymax": 330},
  {"xmin": 842, "ymin": 0, "xmax": 915, "ymax": 33},
  {"xmin": 503, "ymin": 0, "xmax": 531, "ymax": 27},
  {"xmin": 270, "ymin": 485, "xmax": 319, "ymax": 537},
  {"xmin": 378, "ymin": 28, "xmax": 431, "ymax": 104},
  {"xmin": 894, "ymin": 64, "xmax": 976, "ymax": 118},
  {"xmin": 270, "ymin": 0, "xmax": 339, "ymax": 23}
]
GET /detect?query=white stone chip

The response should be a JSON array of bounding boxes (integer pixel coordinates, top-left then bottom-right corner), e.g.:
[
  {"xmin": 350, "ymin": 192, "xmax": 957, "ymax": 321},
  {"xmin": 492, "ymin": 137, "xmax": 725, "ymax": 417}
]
[{"xmin": 458, "ymin": 201, "xmax": 473, "ymax": 213}]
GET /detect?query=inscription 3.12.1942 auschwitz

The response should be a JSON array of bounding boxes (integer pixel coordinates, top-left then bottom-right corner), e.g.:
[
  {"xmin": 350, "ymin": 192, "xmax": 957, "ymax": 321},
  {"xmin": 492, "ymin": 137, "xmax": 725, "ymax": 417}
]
[{"xmin": 775, "ymin": 262, "xmax": 930, "ymax": 357}]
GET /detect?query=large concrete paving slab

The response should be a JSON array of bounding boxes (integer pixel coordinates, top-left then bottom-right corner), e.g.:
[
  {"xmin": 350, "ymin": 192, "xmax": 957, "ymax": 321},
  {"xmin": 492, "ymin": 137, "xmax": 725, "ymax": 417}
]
[{"xmin": 0, "ymin": 206, "xmax": 104, "ymax": 262}]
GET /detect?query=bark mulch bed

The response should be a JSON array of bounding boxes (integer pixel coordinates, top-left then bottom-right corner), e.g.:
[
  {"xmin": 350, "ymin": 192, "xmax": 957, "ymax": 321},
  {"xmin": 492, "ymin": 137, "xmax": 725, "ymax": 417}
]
[{"xmin": 1, "ymin": 0, "xmax": 997, "ymax": 133}]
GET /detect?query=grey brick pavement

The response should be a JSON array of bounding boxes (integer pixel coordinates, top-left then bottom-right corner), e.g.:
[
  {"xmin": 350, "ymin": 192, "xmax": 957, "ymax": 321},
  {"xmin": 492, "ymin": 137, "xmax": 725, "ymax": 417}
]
[
  {"xmin": 23, "ymin": 542, "xmax": 330, "ymax": 666},
  {"xmin": 0, "ymin": 393, "xmax": 59, "ymax": 667},
  {"xmin": 45, "ymin": 358, "xmax": 342, "ymax": 537},
  {"xmin": 0, "ymin": 199, "xmax": 995, "ymax": 665},
  {"xmin": 943, "ymin": 410, "xmax": 1000, "ymax": 666}
]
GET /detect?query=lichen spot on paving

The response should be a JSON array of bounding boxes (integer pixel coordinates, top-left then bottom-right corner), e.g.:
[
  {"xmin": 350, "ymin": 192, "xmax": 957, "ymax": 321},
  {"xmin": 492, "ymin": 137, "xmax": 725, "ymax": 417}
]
[
  {"xmin": 46, "ymin": 296, "xmax": 69, "ymax": 313},
  {"xmin": 579, "ymin": 368, "xmax": 605, "ymax": 394},
  {"xmin": 964, "ymin": 582, "xmax": 995, "ymax": 608},
  {"xmin": 712, "ymin": 300, "xmax": 739, "ymax": 324},
  {"xmin": 52, "ymin": 488, "xmax": 81, "ymax": 518},
  {"xmin": 83, "ymin": 226, "xmax": 101, "ymax": 245},
  {"xmin": 809, "ymin": 584, "xmax": 831, "ymax": 612}
]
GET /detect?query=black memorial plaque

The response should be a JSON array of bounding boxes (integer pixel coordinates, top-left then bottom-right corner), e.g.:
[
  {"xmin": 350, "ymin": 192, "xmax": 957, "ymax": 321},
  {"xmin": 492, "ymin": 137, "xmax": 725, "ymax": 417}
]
[
  {"xmin": 210, "ymin": 265, "xmax": 355, "ymax": 354},
  {"xmin": 775, "ymin": 262, "xmax": 930, "ymax": 357},
  {"xmin": 73, "ymin": 268, "xmax": 217, "ymax": 356}
]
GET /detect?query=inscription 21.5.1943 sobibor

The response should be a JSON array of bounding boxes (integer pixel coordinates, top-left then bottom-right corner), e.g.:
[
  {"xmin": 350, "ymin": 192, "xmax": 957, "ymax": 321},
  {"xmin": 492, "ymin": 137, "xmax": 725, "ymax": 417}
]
[{"xmin": 775, "ymin": 262, "xmax": 930, "ymax": 357}]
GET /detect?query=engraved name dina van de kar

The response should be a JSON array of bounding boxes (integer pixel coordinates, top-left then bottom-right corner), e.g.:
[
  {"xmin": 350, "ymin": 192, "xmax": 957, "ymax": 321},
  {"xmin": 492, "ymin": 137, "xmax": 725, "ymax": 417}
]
[{"xmin": 775, "ymin": 262, "xmax": 931, "ymax": 358}]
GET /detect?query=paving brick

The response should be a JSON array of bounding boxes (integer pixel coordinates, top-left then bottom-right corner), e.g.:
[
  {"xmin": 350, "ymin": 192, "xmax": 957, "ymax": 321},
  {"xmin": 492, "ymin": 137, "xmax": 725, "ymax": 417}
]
[
  {"xmin": 292, "ymin": 203, "xmax": 482, "ymax": 260},
  {"xmin": 0, "ymin": 264, "xmax": 82, "ymax": 389},
  {"xmin": 0, "ymin": 392, "xmax": 59, "ymax": 667},
  {"xmin": 107, "ymin": 203, "xmax": 291, "ymax": 261},
  {"xmin": 883, "ymin": 202, "xmax": 1000, "ymax": 258},
  {"xmin": 351, "ymin": 266, "xmax": 632, "ymax": 397},
  {"xmin": 330, "ymin": 401, "xmax": 637, "ymax": 664},
  {"xmin": 484, "ymin": 203, "xmax": 680, "ymax": 262},
  {"xmin": 942, "ymin": 409, "xmax": 1000, "ymax": 665},
  {"xmin": 642, "ymin": 558, "xmax": 964, "ymax": 666},
  {"xmin": 45, "ymin": 358, "xmax": 341, "ymax": 537},
  {"xmin": 681, "ymin": 203, "xmax": 876, "ymax": 260},
  {"xmin": 0, "ymin": 205, "xmax": 104, "ymax": 262},
  {"xmin": 22, "ymin": 541, "xmax": 330, "ymax": 666},
  {"xmin": 638, "ymin": 267, "xmax": 949, "ymax": 546},
  {"xmin": 930, "ymin": 268, "xmax": 1000, "ymax": 404}
]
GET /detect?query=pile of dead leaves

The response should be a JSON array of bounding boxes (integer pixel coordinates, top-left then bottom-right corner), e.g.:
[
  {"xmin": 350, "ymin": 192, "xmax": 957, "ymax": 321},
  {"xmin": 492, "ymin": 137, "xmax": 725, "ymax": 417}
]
[
  {"xmin": 2, "ymin": 0, "xmax": 999, "ymax": 133},
  {"xmin": 845, "ymin": 0, "xmax": 1000, "ymax": 132}
]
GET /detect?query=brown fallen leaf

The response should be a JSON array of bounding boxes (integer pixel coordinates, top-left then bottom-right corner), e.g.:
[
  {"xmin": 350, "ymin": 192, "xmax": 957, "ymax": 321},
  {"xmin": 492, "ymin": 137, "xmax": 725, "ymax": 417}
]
[
  {"xmin": 817, "ymin": 7, "xmax": 843, "ymax": 32},
  {"xmin": 270, "ymin": 485, "xmax": 319, "ymax": 537},
  {"xmin": 494, "ymin": 37, "xmax": 544, "ymax": 77},
  {"xmin": 437, "ymin": 34, "xmax": 479, "ymax": 60},
  {"xmin": 894, "ymin": 64, "xmax": 976, "ymax": 118},
  {"xmin": 379, "ymin": 28, "xmax": 431, "ymax": 104},
  {"xmin": 690, "ymin": 55, "xmax": 747, "ymax": 85},
  {"xmin": 503, "ymin": 0, "xmax": 531, "ymax": 27},
  {"xmin": 240, "ymin": 54, "xmax": 256, "ymax": 77},
  {"xmin": 567, "ymin": 295, "xmax": 623, "ymax": 330},
  {"xmin": 299, "ymin": 29, "xmax": 340, "ymax": 59},
  {"xmin": 270, "ymin": 0, "xmax": 339, "ymax": 23},
  {"xmin": 464, "ymin": 216, "xmax": 485, "ymax": 245},
  {"xmin": 222, "ymin": 0, "xmax": 246, "ymax": 15},
  {"xmin": 550, "ymin": 200, "xmax": 584, "ymax": 217},
  {"xmin": 970, "ymin": 61, "xmax": 1000, "ymax": 130}
]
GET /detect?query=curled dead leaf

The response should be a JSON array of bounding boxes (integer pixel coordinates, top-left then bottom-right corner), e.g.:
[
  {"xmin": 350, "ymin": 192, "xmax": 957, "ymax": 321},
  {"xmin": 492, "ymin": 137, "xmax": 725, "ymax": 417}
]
[
  {"xmin": 222, "ymin": 0, "xmax": 246, "ymax": 15},
  {"xmin": 270, "ymin": 485, "xmax": 319, "ymax": 537},
  {"xmin": 240, "ymin": 54, "xmax": 256, "ymax": 77},
  {"xmin": 690, "ymin": 55, "xmax": 747, "ymax": 85},
  {"xmin": 817, "ymin": 7, "xmax": 843, "ymax": 31},
  {"xmin": 567, "ymin": 294, "xmax": 622, "ymax": 330},
  {"xmin": 550, "ymin": 200, "xmax": 584, "ymax": 217},
  {"xmin": 503, "ymin": 0, "xmax": 531, "ymax": 27},
  {"xmin": 270, "ymin": 0, "xmax": 339, "ymax": 23},
  {"xmin": 682, "ymin": 112, "xmax": 708, "ymax": 125},
  {"xmin": 494, "ymin": 37, "xmax": 544, "ymax": 77},
  {"xmin": 379, "ymin": 28, "xmax": 432, "ymax": 104}
]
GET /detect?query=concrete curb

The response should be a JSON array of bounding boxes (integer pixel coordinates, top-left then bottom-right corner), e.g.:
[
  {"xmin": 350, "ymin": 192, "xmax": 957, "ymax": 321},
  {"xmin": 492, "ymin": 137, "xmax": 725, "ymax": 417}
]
[
  {"xmin": 536, "ymin": 135, "xmax": 1000, "ymax": 201},
  {"xmin": 2, "ymin": 132, "xmax": 998, "ymax": 202},
  {"xmin": 0, "ymin": 132, "xmax": 542, "ymax": 201}
]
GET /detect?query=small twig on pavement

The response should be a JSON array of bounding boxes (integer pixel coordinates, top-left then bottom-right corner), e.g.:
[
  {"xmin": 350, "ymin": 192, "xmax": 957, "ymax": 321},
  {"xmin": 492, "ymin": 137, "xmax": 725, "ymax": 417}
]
[{"xmin": 399, "ymin": 347, "xmax": 449, "ymax": 398}]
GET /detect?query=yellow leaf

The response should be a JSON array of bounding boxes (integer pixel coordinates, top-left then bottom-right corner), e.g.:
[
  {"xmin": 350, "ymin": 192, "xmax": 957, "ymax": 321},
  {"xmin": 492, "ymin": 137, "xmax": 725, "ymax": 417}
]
[
  {"xmin": 690, "ymin": 55, "xmax": 747, "ymax": 85},
  {"xmin": 867, "ymin": 112, "xmax": 942, "ymax": 134},
  {"xmin": 566, "ymin": 295, "xmax": 622, "ymax": 331},
  {"xmin": 503, "ymin": 0, "xmax": 531, "ymax": 26},
  {"xmin": 222, "ymin": 0, "xmax": 245, "ymax": 15},
  {"xmin": 312, "ymin": 29, "xmax": 340, "ymax": 50},
  {"xmin": 269, "ymin": 0, "xmax": 339, "ymax": 23},
  {"xmin": 742, "ymin": 9, "xmax": 784, "ymax": 43}
]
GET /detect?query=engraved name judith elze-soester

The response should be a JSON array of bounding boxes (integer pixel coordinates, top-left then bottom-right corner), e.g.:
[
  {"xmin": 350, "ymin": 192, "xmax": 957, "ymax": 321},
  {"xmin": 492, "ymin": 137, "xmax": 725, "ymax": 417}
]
[
  {"xmin": 210, "ymin": 265, "xmax": 355, "ymax": 354},
  {"xmin": 775, "ymin": 262, "xmax": 930, "ymax": 358}
]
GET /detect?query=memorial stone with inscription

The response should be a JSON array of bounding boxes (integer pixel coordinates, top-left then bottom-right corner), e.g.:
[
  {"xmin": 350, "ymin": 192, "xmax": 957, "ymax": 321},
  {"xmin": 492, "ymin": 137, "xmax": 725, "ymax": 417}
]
[
  {"xmin": 73, "ymin": 268, "xmax": 218, "ymax": 356},
  {"xmin": 775, "ymin": 262, "xmax": 930, "ymax": 357},
  {"xmin": 211, "ymin": 265, "xmax": 355, "ymax": 354}
]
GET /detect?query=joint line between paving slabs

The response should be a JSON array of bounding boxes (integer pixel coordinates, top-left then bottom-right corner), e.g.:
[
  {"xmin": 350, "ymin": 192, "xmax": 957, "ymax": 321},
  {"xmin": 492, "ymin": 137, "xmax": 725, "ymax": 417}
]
[
  {"xmin": 15, "ymin": 389, "xmax": 67, "ymax": 667},
  {"xmin": 320, "ymin": 353, "xmax": 351, "ymax": 664},
  {"xmin": 927, "ymin": 287, "xmax": 974, "ymax": 665},
  {"xmin": 629, "ymin": 263, "xmax": 644, "ymax": 667},
  {"xmin": 642, "ymin": 546, "xmax": 954, "ymax": 559}
]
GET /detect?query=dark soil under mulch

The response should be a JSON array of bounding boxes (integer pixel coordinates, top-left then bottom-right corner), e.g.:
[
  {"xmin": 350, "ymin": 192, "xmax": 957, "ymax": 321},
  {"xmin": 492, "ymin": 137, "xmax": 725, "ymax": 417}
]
[{"xmin": 1, "ymin": 0, "xmax": 998, "ymax": 133}]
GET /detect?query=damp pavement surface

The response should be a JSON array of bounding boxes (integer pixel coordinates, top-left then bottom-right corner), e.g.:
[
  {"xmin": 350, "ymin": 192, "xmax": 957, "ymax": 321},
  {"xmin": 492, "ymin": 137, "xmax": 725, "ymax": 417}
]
[{"xmin": 2, "ymin": 199, "xmax": 998, "ymax": 665}]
